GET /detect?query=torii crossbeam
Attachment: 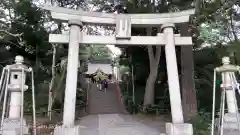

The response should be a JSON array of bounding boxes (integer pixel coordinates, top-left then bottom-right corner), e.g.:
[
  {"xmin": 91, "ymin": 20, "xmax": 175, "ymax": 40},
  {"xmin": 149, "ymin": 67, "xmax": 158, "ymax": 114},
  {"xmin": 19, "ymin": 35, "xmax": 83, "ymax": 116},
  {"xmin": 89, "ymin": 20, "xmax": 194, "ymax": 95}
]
[
  {"xmin": 49, "ymin": 34, "xmax": 192, "ymax": 45},
  {"xmin": 41, "ymin": 5, "xmax": 194, "ymax": 27}
]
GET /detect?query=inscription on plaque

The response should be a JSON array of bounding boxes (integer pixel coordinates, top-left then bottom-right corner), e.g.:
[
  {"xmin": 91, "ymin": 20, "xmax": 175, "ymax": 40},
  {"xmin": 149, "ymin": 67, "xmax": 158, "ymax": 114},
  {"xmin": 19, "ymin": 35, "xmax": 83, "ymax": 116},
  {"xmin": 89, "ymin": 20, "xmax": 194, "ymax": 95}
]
[{"xmin": 116, "ymin": 15, "xmax": 131, "ymax": 39}]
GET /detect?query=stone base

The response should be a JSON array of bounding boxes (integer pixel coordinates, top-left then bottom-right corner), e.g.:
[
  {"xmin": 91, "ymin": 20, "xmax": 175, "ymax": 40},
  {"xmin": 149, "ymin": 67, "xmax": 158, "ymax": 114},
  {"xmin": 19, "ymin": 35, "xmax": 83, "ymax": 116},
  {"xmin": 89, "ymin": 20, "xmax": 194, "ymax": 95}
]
[
  {"xmin": 223, "ymin": 113, "xmax": 240, "ymax": 128},
  {"xmin": 1, "ymin": 118, "xmax": 29, "ymax": 135},
  {"xmin": 54, "ymin": 125, "xmax": 80, "ymax": 135},
  {"xmin": 223, "ymin": 113, "xmax": 240, "ymax": 135},
  {"xmin": 165, "ymin": 123, "xmax": 193, "ymax": 135},
  {"xmin": 222, "ymin": 129, "xmax": 240, "ymax": 135}
]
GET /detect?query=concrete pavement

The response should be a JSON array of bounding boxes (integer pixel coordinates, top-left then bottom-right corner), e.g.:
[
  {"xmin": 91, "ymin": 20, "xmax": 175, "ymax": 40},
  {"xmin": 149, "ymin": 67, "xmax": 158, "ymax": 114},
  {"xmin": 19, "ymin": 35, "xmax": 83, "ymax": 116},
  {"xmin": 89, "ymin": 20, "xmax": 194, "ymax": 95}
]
[{"xmin": 76, "ymin": 114, "xmax": 162, "ymax": 135}]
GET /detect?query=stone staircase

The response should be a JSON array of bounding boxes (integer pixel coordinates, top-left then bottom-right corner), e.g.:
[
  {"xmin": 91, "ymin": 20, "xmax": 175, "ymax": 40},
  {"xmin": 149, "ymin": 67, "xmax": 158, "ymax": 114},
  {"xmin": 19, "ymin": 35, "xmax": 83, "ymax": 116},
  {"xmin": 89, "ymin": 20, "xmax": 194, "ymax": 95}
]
[
  {"xmin": 87, "ymin": 83, "xmax": 126, "ymax": 114},
  {"xmin": 75, "ymin": 83, "xmax": 164, "ymax": 135}
]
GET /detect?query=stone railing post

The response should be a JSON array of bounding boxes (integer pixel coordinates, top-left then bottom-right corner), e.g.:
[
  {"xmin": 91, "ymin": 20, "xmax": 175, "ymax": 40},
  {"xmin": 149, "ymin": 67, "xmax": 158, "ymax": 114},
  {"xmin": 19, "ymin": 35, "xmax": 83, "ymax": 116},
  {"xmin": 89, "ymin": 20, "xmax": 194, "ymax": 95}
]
[
  {"xmin": 221, "ymin": 57, "xmax": 238, "ymax": 113},
  {"xmin": 215, "ymin": 57, "xmax": 240, "ymax": 134}
]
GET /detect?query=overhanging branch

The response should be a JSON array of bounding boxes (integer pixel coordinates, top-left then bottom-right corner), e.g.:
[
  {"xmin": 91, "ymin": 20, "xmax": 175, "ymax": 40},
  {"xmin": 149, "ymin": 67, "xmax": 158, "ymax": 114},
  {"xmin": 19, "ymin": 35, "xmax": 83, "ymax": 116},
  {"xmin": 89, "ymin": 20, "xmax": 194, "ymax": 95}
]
[{"xmin": 0, "ymin": 29, "xmax": 23, "ymax": 37}]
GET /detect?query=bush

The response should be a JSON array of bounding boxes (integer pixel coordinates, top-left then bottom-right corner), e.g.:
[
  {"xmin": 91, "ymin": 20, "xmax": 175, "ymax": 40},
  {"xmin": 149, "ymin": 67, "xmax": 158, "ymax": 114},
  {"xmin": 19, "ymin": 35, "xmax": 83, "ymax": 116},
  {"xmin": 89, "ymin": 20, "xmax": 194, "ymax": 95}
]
[{"xmin": 189, "ymin": 112, "xmax": 211, "ymax": 135}]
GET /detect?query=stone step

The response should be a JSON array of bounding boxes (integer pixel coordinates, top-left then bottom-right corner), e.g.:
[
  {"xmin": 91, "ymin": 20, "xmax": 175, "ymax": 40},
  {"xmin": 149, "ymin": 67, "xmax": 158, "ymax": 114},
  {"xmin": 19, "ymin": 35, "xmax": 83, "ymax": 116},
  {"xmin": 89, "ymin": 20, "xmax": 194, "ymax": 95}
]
[
  {"xmin": 87, "ymin": 84, "xmax": 125, "ymax": 114},
  {"xmin": 223, "ymin": 122, "xmax": 240, "ymax": 130}
]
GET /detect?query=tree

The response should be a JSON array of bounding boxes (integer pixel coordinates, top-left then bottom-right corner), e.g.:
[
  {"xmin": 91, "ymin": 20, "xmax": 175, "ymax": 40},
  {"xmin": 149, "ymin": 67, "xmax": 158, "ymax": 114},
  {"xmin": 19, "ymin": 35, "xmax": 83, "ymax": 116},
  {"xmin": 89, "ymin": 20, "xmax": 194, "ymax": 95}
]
[
  {"xmin": 191, "ymin": 0, "xmax": 240, "ymax": 112},
  {"xmin": 143, "ymin": 28, "xmax": 162, "ymax": 106},
  {"xmin": 122, "ymin": 0, "xmax": 195, "ymax": 108},
  {"xmin": 87, "ymin": 45, "xmax": 112, "ymax": 64}
]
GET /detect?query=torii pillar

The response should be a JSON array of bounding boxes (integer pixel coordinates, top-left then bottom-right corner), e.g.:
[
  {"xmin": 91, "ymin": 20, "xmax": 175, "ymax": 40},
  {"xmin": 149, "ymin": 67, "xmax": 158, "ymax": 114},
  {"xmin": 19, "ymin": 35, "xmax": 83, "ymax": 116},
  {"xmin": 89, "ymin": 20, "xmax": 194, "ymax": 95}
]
[
  {"xmin": 54, "ymin": 20, "xmax": 82, "ymax": 135},
  {"xmin": 162, "ymin": 24, "xmax": 193, "ymax": 135}
]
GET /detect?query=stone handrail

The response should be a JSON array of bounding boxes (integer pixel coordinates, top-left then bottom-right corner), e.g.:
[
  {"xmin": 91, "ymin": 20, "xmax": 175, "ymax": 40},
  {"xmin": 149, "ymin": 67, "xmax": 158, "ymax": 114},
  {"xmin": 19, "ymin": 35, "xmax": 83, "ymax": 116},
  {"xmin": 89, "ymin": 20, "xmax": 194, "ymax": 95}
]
[
  {"xmin": 112, "ymin": 77, "xmax": 125, "ymax": 108},
  {"xmin": 116, "ymin": 83, "xmax": 124, "ymax": 105}
]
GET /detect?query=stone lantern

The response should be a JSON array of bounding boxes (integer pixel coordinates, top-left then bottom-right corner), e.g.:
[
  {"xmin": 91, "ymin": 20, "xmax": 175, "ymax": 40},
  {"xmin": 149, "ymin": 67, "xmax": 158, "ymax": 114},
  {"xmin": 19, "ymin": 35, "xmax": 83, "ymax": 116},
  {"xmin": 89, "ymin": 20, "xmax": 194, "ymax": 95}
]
[{"xmin": 1, "ymin": 56, "xmax": 32, "ymax": 135}]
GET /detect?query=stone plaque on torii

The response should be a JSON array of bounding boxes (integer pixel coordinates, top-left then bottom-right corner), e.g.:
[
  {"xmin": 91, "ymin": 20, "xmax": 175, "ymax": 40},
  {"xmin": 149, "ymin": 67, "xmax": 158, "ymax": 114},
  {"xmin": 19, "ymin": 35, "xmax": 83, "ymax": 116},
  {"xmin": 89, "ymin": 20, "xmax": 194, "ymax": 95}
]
[
  {"xmin": 116, "ymin": 14, "xmax": 131, "ymax": 39},
  {"xmin": 41, "ymin": 5, "xmax": 195, "ymax": 135}
]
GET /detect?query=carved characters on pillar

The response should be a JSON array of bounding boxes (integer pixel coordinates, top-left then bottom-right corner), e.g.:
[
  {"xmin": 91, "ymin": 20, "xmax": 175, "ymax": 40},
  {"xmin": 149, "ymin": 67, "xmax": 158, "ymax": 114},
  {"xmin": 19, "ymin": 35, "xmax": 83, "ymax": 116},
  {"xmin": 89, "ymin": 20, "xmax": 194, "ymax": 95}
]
[{"xmin": 116, "ymin": 15, "xmax": 131, "ymax": 39}]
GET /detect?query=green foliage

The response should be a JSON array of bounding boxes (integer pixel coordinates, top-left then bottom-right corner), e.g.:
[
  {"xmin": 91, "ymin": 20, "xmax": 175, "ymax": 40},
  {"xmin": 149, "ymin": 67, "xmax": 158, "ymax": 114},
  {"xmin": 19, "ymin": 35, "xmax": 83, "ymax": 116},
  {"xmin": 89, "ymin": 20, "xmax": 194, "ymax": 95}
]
[
  {"xmin": 198, "ymin": 23, "xmax": 225, "ymax": 45},
  {"xmin": 79, "ymin": 46, "xmax": 90, "ymax": 61},
  {"xmin": 189, "ymin": 112, "xmax": 211, "ymax": 135},
  {"xmin": 119, "ymin": 65, "xmax": 130, "ymax": 75},
  {"xmin": 88, "ymin": 45, "xmax": 112, "ymax": 63},
  {"xmin": 196, "ymin": 0, "xmax": 240, "ymax": 48},
  {"xmin": 194, "ymin": 46, "xmax": 227, "ymax": 111}
]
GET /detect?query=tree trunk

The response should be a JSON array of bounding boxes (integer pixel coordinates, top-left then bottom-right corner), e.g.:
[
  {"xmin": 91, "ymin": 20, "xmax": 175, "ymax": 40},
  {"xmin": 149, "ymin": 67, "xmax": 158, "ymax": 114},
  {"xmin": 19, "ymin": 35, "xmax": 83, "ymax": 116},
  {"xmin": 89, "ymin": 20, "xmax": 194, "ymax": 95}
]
[
  {"xmin": 144, "ymin": 69, "xmax": 158, "ymax": 106},
  {"xmin": 35, "ymin": 43, "xmax": 40, "ymax": 94},
  {"xmin": 47, "ymin": 45, "xmax": 57, "ymax": 120},
  {"xmin": 51, "ymin": 66, "xmax": 67, "ymax": 108},
  {"xmin": 143, "ymin": 28, "xmax": 161, "ymax": 106}
]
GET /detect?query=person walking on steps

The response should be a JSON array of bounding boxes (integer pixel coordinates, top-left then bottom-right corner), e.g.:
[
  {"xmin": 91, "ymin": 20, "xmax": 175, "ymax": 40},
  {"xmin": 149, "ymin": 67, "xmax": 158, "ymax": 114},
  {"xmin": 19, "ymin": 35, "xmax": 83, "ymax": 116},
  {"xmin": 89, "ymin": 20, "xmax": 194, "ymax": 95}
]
[
  {"xmin": 102, "ymin": 79, "xmax": 108, "ymax": 92},
  {"xmin": 97, "ymin": 78, "xmax": 102, "ymax": 91}
]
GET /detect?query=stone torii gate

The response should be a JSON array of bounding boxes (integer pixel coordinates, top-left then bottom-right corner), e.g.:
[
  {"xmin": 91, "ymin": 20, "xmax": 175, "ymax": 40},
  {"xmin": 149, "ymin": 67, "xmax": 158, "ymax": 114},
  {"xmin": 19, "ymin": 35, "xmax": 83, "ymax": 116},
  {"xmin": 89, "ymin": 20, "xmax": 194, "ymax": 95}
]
[{"xmin": 42, "ymin": 5, "xmax": 194, "ymax": 135}]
